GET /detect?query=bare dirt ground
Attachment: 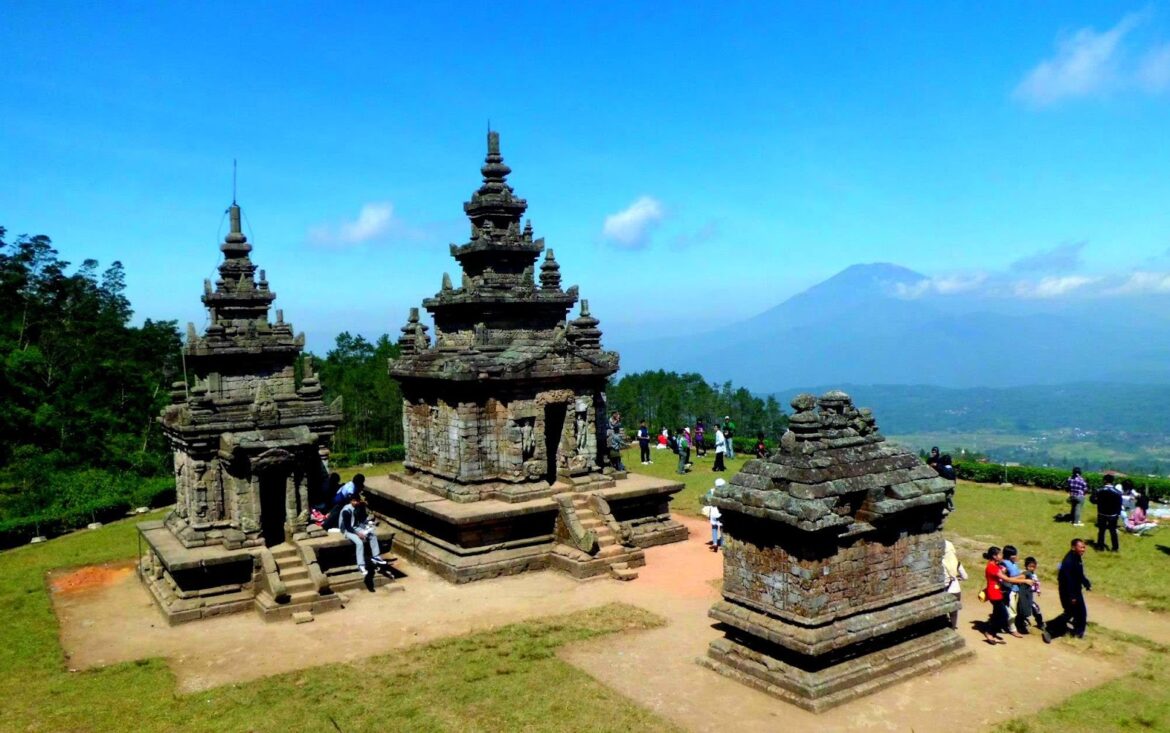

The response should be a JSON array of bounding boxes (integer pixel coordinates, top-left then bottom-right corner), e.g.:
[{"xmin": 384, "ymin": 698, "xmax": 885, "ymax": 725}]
[{"xmin": 51, "ymin": 515, "xmax": 1170, "ymax": 731}]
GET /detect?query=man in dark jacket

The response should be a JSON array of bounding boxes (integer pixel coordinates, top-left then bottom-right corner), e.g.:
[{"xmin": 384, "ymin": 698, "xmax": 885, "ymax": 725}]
[
  {"xmin": 1056, "ymin": 538, "xmax": 1091, "ymax": 638},
  {"xmin": 1094, "ymin": 475, "xmax": 1123, "ymax": 552}
]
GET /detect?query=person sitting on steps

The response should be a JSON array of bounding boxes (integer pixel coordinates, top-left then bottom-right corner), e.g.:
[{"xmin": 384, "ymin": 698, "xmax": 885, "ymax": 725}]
[{"xmin": 339, "ymin": 492, "xmax": 388, "ymax": 575}]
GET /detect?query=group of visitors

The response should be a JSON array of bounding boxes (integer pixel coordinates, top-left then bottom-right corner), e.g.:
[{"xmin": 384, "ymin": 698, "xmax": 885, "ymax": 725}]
[
  {"xmin": 1066, "ymin": 469, "xmax": 1159, "ymax": 550},
  {"xmin": 961, "ymin": 537, "xmax": 1094, "ymax": 646},
  {"xmin": 648, "ymin": 416, "xmax": 744, "ymax": 475},
  {"xmin": 310, "ymin": 473, "xmax": 388, "ymax": 575}
]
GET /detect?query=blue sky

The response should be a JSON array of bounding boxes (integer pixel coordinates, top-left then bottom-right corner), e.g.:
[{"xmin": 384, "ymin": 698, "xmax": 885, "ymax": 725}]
[{"xmin": 3, "ymin": 2, "xmax": 1170, "ymax": 350}]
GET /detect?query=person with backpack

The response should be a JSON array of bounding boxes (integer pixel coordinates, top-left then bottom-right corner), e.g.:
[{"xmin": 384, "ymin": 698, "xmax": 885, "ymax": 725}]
[
  {"xmin": 1094, "ymin": 474, "xmax": 1123, "ymax": 552},
  {"xmin": 1066, "ymin": 467, "xmax": 1088, "ymax": 527},
  {"xmin": 339, "ymin": 492, "xmax": 388, "ymax": 575}
]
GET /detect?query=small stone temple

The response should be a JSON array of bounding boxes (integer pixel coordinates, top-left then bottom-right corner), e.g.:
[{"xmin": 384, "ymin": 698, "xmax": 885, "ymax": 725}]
[
  {"xmin": 699, "ymin": 391, "xmax": 971, "ymax": 712},
  {"xmin": 364, "ymin": 131, "xmax": 686, "ymax": 582},
  {"xmin": 138, "ymin": 203, "xmax": 387, "ymax": 624}
]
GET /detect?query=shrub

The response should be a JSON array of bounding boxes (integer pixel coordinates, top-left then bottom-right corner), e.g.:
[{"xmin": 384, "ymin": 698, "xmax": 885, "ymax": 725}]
[
  {"xmin": 331, "ymin": 445, "xmax": 405, "ymax": 468},
  {"xmin": 954, "ymin": 461, "xmax": 1170, "ymax": 501}
]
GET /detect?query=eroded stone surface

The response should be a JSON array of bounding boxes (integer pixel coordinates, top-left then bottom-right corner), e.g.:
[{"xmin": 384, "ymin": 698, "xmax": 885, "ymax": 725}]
[{"xmin": 702, "ymin": 391, "xmax": 971, "ymax": 711}]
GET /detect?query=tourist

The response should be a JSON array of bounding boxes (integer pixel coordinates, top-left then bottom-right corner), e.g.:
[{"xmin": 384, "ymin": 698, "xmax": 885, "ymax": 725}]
[
  {"xmin": 754, "ymin": 432, "xmax": 767, "ymax": 459},
  {"xmin": 695, "ymin": 419, "xmax": 707, "ymax": 458},
  {"xmin": 707, "ymin": 478, "xmax": 726, "ymax": 551},
  {"xmin": 1120, "ymin": 479, "xmax": 1140, "ymax": 522},
  {"xmin": 713, "ymin": 424, "xmax": 727, "ymax": 472},
  {"xmin": 1020, "ymin": 556, "xmax": 1050, "ymax": 643},
  {"xmin": 676, "ymin": 427, "xmax": 691, "ymax": 474},
  {"xmin": 1056, "ymin": 538, "xmax": 1091, "ymax": 638},
  {"xmin": 927, "ymin": 446, "xmax": 941, "ymax": 472},
  {"xmin": 942, "ymin": 539, "xmax": 967, "ymax": 630},
  {"xmin": 1094, "ymin": 474, "xmax": 1123, "ymax": 552},
  {"xmin": 319, "ymin": 472, "xmax": 341, "ymax": 510},
  {"xmin": 982, "ymin": 546, "xmax": 1025, "ymax": 644},
  {"xmin": 1001, "ymin": 546, "xmax": 1027, "ymax": 635},
  {"xmin": 609, "ymin": 410, "xmax": 622, "ymax": 434},
  {"xmin": 607, "ymin": 428, "xmax": 626, "ymax": 472},
  {"xmin": 1066, "ymin": 467, "xmax": 1088, "ymax": 527},
  {"xmin": 657, "ymin": 427, "xmax": 669, "ymax": 450},
  {"xmin": 724, "ymin": 416, "xmax": 736, "ymax": 459},
  {"xmin": 339, "ymin": 492, "xmax": 388, "ymax": 575},
  {"xmin": 1125, "ymin": 496, "xmax": 1158, "ymax": 535},
  {"xmin": 637, "ymin": 420, "xmax": 652, "ymax": 465},
  {"xmin": 333, "ymin": 473, "xmax": 365, "ymax": 506}
]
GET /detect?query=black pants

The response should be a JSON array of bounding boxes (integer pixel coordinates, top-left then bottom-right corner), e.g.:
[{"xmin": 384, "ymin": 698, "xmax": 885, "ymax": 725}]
[
  {"xmin": 639, "ymin": 442, "xmax": 650, "ymax": 462},
  {"xmin": 1015, "ymin": 586, "xmax": 1044, "ymax": 631},
  {"xmin": 713, "ymin": 452, "xmax": 725, "ymax": 471},
  {"xmin": 1060, "ymin": 595, "xmax": 1088, "ymax": 637},
  {"xmin": 989, "ymin": 598, "xmax": 1010, "ymax": 634},
  {"xmin": 1097, "ymin": 515, "xmax": 1119, "ymax": 551}
]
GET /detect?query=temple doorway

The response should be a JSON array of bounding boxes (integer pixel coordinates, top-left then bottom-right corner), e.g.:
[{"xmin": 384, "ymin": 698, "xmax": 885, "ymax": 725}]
[
  {"xmin": 258, "ymin": 472, "xmax": 287, "ymax": 546},
  {"xmin": 544, "ymin": 403, "xmax": 567, "ymax": 485}
]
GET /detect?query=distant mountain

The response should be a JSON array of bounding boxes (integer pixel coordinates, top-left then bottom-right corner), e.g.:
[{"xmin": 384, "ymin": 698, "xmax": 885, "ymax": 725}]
[{"xmin": 614, "ymin": 262, "xmax": 1170, "ymax": 390}]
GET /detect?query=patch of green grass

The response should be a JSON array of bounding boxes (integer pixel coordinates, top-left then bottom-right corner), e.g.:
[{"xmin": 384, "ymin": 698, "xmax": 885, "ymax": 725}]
[
  {"xmin": 337, "ymin": 461, "xmax": 403, "ymax": 482},
  {"xmin": 0, "ymin": 514, "xmax": 678, "ymax": 733},
  {"xmin": 622, "ymin": 446, "xmax": 758, "ymax": 518},
  {"xmin": 945, "ymin": 481, "xmax": 1170, "ymax": 612},
  {"xmin": 994, "ymin": 647, "xmax": 1170, "ymax": 733}
]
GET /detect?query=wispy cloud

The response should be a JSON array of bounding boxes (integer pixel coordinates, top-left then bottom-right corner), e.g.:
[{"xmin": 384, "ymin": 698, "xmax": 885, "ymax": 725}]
[
  {"xmin": 308, "ymin": 202, "xmax": 395, "ymax": 247},
  {"xmin": 1108, "ymin": 271, "xmax": 1170, "ymax": 294},
  {"xmin": 602, "ymin": 196, "xmax": 665, "ymax": 249},
  {"xmin": 671, "ymin": 220, "xmax": 720, "ymax": 250},
  {"xmin": 894, "ymin": 273, "xmax": 989, "ymax": 299},
  {"xmin": 1013, "ymin": 275, "xmax": 1099, "ymax": 298},
  {"xmin": 1010, "ymin": 241, "xmax": 1086, "ymax": 273},
  {"xmin": 1014, "ymin": 11, "xmax": 1170, "ymax": 105}
]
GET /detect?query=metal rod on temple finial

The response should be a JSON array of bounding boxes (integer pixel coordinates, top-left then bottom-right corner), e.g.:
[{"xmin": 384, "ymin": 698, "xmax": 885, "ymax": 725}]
[{"xmin": 232, "ymin": 159, "xmax": 237, "ymax": 205}]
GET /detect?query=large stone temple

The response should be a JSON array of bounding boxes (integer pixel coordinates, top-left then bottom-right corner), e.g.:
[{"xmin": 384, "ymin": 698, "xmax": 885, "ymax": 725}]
[
  {"xmin": 363, "ymin": 132, "xmax": 687, "ymax": 582},
  {"xmin": 699, "ymin": 391, "xmax": 972, "ymax": 711},
  {"xmin": 138, "ymin": 203, "xmax": 387, "ymax": 624}
]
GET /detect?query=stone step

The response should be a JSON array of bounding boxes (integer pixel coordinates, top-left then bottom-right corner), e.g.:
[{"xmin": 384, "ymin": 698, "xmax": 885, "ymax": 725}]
[
  {"xmin": 597, "ymin": 545, "xmax": 627, "ymax": 559},
  {"xmin": 596, "ymin": 535, "xmax": 618, "ymax": 547},
  {"xmin": 289, "ymin": 589, "xmax": 322, "ymax": 605},
  {"xmin": 280, "ymin": 567, "xmax": 310, "ymax": 583},
  {"xmin": 292, "ymin": 611, "xmax": 314, "ymax": 624},
  {"xmin": 578, "ymin": 518, "xmax": 603, "ymax": 529},
  {"xmin": 284, "ymin": 578, "xmax": 316, "ymax": 593},
  {"xmin": 609, "ymin": 562, "xmax": 639, "ymax": 581}
]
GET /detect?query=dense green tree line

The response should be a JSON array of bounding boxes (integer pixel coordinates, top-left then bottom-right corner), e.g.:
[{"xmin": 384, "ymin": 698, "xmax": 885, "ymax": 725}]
[
  {"xmin": 311, "ymin": 332, "xmax": 403, "ymax": 460},
  {"xmin": 608, "ymin": 369, "xmax": 787, "ymax": 442},
  {"xmin": 0, "ymin": 227, "xmax": 182, "ymax": 541}
]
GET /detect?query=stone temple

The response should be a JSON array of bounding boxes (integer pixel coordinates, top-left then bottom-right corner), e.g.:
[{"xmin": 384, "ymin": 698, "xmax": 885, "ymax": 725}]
[
  {"xmin": 138, "ymin": 203, "xmax": 388, "ymax": 624},
  {"xmin": 699, "ymin": 391, "xmax": 972, "ymax": 712},
  {"xmin": 364, "ymin": 131, "xmax": 687, "ymax": 582}
]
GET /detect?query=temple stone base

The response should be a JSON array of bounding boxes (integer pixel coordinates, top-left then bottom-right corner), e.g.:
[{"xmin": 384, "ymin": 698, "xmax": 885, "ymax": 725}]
[
  {"xmin": 138, "ymin": 520, "xmax": 396, "ymax": 625},
  {"xmin": 364, "ymin": 472, "xmax": 685, "ymax": 583},
  {"xmin": 700, "ymin": 623, "xmax": 973, "ymax": 713}
]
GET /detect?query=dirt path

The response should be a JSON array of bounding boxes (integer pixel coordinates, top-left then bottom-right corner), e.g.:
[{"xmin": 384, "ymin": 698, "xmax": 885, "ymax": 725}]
[{"xmin": 51, "ymin": 514, "xmax": 1170, "ymax": 731}]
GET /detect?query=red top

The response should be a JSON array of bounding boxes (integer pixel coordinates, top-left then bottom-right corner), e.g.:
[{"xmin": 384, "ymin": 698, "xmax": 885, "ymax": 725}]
[{"xmin": 985, "ymin": 561, "xmax": 1004, "ymax": 601}]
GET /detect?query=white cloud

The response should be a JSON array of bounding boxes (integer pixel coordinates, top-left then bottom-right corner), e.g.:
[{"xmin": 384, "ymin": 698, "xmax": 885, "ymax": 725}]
[
  {"xmin": 1014, "ymin": 13, "xmax": 1143, "ymax": 105},
  {"xmin": 308, "ymin": 202, "xmax": 395, "ymax": 247},
  {"xmin": 602, "ymin": 196, "xmax": 665, "ymax": 249},
  {"xmin": 894, "ymin": 273, "xmax": 989, "ymax": 299},
  {"xmin": 1011, "ymin": 241, "xmax": 1086, "ymax": 273},
  {"xmin": 1108, "ymin": 271, "xmax": 1170, "ymax": 294},
  {"xmin": 1013, "ymin": 12, "xmax": 1170, "ymax": 105},
  {"xmin": 1138, "ymin": 42, "xmax": 1170, "ymax": 90},
  {"xmin": 1013, "ymin": 275, "xmax": 1098, "ymax": 298}
]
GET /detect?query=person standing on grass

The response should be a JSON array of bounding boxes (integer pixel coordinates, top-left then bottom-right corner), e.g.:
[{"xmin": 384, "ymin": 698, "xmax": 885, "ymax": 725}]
[
  {"xmin": 637, "ymin": 420, "xmax": 651, "ymax": 465},
  {"xmin": 695, "ymin": 419, "xmax": 707, "ymax": 458},
  {"xmin": 1095, "ymin": 475, "xmax": 1123, "ymax": 552},
  {"xmin": 724, "ymin": 416, "xmax": 736, "ymax": 459},
  {"xmin": 942, "ymin": 540, "xmax": 967, "ymax": 630},
  {"xmin": 676, "ymin": 427, "xmax": 691, "ymax": 474},
  {"xmin": 713, "ymin": 424, "xmax": 727, "ymax": 472},
  {"xmin": 1056, "ymin": 538, "xmax": 1091, "ymax": 638},
  {"xmin": 1066, "ymin": 467, "xmax": 1088, "ymax": 527}
]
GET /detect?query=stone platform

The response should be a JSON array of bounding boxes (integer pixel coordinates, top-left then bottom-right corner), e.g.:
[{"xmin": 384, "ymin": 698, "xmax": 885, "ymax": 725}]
[
  {"xmin": 364, "ymin": 472, "xmax": 686, "ymax": 583},
  {"xmin": 138, "ymin": 520, "xmax": 396, "ymax": 625}
]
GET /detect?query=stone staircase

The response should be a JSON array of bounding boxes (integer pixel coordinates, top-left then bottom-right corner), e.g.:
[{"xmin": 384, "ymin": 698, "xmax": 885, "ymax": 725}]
[
  {"xmin": 552, "ymin": 493, "xmax": 645, "ymax": 581},
  {"xmin": 254, "ymin": 543, "xmax": 342, "ymax": 622}
]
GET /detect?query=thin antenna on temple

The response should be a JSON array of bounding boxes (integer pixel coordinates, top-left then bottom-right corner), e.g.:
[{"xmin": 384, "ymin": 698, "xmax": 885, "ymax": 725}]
[{"xmin": 232, "ymin": 159, "xmax": 237, "ymax": 205}]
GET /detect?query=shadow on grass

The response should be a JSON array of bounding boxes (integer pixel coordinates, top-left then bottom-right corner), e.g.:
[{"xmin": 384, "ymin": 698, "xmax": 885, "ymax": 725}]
[{"xmin": 1156, "ymin": 544, "xmax": 1170, "ymax": 557}]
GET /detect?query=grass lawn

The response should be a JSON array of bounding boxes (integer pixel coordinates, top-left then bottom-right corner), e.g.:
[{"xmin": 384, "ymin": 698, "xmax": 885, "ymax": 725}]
[
  {"xmin": 620, "ymin": 445, "xmax": 755, "ymax": 518},
  {"xmin": 0, "ymin": 513, "xmax": 677, "ymax": 733},
  {"xmin": 945, "ymin": 480, "xmax": 1170, "ymax": 613}
]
